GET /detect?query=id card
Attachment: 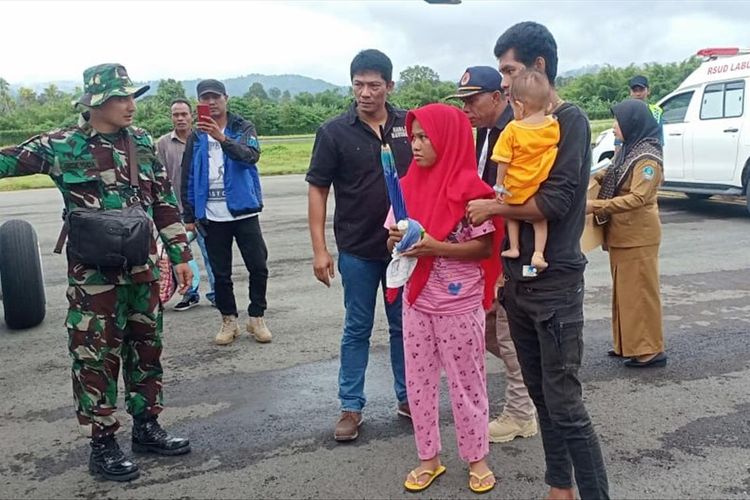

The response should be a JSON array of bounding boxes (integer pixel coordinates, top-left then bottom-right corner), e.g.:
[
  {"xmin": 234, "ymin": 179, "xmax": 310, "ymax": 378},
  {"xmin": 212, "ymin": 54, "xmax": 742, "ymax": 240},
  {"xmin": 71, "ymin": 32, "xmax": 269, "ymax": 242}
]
[{"xmin": 522, "ymin": 265, "xmax": 538, "ymax": 278}]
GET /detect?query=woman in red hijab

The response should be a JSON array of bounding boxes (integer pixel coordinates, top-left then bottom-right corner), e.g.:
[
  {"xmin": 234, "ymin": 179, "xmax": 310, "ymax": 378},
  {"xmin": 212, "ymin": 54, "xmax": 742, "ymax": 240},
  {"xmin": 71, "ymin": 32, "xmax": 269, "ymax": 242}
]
[{"xmin": 387, "ymin": 103, "xmax": 501, "ymax": 494}]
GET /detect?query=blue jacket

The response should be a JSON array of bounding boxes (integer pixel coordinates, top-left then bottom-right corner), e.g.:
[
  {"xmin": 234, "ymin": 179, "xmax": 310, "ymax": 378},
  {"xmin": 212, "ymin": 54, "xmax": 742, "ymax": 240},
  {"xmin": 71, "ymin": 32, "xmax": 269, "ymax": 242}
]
[{"xmin": 181, "ymin": 112, "xmax": 263, "ymax": 223}]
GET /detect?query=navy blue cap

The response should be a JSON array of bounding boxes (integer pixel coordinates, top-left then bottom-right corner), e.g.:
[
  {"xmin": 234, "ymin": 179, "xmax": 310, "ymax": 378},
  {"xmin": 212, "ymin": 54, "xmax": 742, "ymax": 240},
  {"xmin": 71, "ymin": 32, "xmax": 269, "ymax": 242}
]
[
  {"xmin": 447, "ymin": 66, "xmax": 503, "ymax": 99},
  {"xmin": 197, "ymin": 79, "xmax": 227, "ymax": 97},
  {"xmin": 628, "ymin": 75, "xmax": 649, "ymax": 89}
]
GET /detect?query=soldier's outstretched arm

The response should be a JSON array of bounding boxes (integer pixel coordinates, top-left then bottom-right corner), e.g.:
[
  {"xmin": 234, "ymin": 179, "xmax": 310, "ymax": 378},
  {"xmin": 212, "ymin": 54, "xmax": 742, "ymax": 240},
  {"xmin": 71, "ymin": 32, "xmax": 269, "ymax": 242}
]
[
  {"xmin": 145, "ymin": 134, "xmax": 193, "ymax": 267},
  {"xmin": 0, "ymin": 134, "xmax": 54, "ymax": 179}
]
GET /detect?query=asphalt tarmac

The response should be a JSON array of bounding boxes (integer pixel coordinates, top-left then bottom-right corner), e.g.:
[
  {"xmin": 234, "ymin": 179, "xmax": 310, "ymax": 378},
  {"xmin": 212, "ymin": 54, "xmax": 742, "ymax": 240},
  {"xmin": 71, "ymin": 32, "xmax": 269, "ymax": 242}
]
[{"xmin": 1, "ymin": 176, "xmax": 749, "ymax": 499}]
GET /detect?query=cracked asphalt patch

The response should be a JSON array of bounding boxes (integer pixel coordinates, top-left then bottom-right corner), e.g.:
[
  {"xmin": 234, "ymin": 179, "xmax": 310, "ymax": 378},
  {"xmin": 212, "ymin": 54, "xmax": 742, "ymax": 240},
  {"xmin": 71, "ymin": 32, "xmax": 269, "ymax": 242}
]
[{"xmin": 1, "ymin": 178, "xmax": 749, "ymax": 499}]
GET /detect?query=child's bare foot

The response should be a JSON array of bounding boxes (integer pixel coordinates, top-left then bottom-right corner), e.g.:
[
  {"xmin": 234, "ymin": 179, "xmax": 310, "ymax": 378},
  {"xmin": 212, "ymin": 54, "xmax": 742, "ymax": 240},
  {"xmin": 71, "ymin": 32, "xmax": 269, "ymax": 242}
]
[
  {"xmin": 501, "ymin": 248, "xmax": 520, "ymax": 259},
  {"xmin": 468, "ymin": 459, "xmax": 496, "ymax": 493},
  {"xmin": 404, "ymin": 456, "xmax": 443, "ymax": 490},
  {"xmin": 531, "ymin": 251, "xmax": 548, "ymax": 270}
]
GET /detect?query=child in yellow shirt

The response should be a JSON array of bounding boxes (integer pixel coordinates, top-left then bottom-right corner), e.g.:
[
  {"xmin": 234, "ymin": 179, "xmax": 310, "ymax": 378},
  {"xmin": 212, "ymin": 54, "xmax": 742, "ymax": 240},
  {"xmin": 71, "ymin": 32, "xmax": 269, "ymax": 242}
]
[{"xmin": 491, "ymin": 69, "xmax": 560, "ymax": 271}]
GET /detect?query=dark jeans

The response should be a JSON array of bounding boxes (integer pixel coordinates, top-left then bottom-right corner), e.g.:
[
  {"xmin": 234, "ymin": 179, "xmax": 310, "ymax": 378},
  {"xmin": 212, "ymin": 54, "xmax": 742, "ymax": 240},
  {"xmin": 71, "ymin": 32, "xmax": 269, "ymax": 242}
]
[
  {"xmin": 500, "ymin": 275, "xmax": 609, "ymax": 500},
  {"xmin": 203, "ymin": 216, "xmax": 268, "ymax": 318}
]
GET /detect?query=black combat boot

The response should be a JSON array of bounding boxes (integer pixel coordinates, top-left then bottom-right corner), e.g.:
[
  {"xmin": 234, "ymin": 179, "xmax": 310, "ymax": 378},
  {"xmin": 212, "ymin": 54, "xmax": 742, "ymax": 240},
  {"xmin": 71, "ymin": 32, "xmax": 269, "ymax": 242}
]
[
  {"xmin": 89, "ymin": 434, "xmax": 140, "ymax": 482},
  {"xmin": 132, "ymin": 415, "xmax": 191, "ymax": 456}
]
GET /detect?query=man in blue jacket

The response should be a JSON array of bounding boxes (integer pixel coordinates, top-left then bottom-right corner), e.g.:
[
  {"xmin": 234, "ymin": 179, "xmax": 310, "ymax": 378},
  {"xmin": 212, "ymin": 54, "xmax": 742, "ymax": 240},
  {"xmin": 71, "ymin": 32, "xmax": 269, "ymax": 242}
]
[{"xmin": 181, "ymin": 79, "xmax": 272, "ymax": 345}]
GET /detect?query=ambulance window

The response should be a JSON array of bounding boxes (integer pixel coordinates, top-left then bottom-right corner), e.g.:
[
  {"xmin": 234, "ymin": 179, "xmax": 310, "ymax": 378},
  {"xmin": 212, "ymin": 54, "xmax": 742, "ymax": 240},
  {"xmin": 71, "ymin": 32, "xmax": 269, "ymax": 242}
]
[
  {"xmin": 662, "ymin": 92, "xmax": 693, "ymax": 124},
  {"xmin": 700, "ymin": 84, "xmax": 724, "ymax": 120},
  {"xmin": 725, "ymin": 81, "xmax": 745, "ymax": 118}
]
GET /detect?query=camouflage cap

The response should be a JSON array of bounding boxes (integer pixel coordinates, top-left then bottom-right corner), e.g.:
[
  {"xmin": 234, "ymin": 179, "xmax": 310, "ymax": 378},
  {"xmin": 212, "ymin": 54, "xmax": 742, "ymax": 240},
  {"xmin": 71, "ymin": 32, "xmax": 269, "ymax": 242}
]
[{"xmin": 76, "ymin": 63, "xmax": 149, "ymax": 107}]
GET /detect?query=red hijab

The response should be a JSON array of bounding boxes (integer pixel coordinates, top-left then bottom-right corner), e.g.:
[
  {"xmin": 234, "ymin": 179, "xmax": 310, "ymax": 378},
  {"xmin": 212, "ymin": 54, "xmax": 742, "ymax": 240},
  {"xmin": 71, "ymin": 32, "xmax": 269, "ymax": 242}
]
[{"xmin": 401, "ymin": 103, "xmax": 502, "ymax": 310}]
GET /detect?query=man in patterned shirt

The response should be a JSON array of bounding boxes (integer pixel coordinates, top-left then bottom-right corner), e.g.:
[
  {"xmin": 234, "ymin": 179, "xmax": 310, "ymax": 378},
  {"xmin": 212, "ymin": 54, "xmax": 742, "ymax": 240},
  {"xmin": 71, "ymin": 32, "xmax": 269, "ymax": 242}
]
[{"xmin": 0, "ymin": 63, "xmax": 193, "ymax": 482}]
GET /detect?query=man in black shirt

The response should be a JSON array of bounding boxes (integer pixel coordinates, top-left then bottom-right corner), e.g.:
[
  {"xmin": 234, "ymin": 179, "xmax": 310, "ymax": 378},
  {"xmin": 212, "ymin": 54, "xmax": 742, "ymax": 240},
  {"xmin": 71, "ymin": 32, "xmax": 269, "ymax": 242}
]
[
  {"xmin": 306, "ymin": 49, "xmax": 412, "ymax": 442},
  {"xmin": 467, "ymin": 22, "xmax": 609, "ymax": 500},
  {"xmin": 448, "ymin": 67, "xmax": 538, "ymax": 445}
]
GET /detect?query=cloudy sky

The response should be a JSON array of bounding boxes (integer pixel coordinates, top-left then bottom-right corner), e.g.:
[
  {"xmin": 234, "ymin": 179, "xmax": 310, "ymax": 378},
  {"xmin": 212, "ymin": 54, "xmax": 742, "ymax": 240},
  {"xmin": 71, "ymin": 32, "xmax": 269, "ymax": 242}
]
[{"xmin": 1, "ymin": 0, "xmax": 747, "ymax": 86}]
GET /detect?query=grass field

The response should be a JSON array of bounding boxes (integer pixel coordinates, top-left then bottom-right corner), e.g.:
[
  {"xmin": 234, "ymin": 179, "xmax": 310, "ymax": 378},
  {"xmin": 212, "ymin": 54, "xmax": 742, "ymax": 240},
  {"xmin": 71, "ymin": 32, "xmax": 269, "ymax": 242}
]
[
  {"xmin": 590, "ymin": 118, "xmax": 612, "ymax": 138},
  {"xmin": 0, "ymin": 121, "xmax": 613, "ymax": 192},
  {"xmin": 0, "ymin": 140, "xmax": 313, "ymax": 192}
]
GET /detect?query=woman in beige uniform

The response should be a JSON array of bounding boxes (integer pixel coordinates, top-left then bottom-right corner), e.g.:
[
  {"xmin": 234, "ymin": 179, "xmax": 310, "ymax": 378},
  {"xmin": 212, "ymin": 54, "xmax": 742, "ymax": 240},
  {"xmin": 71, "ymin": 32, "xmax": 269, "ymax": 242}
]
[{"xmin": 587, "ymin": 99, "xmax": 666, "ymax": 368}]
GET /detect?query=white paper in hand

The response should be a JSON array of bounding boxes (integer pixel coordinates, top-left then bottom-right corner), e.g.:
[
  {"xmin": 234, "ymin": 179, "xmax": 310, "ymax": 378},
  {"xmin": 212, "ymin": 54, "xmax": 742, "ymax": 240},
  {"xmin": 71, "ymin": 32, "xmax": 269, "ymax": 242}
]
[{"xmin": 386, "ymin": 253, "xmax": 418, "ymax": 288}]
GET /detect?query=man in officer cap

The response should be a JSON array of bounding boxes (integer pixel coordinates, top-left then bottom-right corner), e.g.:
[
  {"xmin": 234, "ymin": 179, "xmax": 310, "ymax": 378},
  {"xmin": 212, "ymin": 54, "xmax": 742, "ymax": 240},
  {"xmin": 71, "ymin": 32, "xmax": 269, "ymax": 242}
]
[
  {"xmin": 0, "ymin": 63, "xmax": 194, "ymax": 482},
  {"xmin": 448, "ymin": 66, "xmax": 514, "ymax": 185},
  {"xmin": 448, "ymin": 66, "xmax": 539, "ymax": 444}
]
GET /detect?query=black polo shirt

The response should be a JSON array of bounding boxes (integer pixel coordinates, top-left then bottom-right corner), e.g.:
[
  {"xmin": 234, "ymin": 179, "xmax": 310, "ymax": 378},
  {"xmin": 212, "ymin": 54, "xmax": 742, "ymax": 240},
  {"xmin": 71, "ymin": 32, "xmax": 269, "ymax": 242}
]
[{"xmin": 306, "ymin": 102, "xmax": 412, "ymax": 260}]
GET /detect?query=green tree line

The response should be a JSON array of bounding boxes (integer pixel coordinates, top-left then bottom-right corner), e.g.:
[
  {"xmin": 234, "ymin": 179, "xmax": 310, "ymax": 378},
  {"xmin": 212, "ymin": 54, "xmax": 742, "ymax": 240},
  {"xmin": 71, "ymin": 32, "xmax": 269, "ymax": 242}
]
[
  {"xmin": 557, "ymin": 57, "xmax": 702, "ymax": 119},
  {"xmin": 0, "ymin": 58, "xmax": 702, "ymax": 144}
]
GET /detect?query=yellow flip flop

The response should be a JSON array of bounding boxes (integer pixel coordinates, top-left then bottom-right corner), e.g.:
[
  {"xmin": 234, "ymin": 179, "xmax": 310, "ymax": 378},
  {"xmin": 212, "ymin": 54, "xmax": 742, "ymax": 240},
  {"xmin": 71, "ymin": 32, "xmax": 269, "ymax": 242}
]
[
  {"xmin": 469, "ymin": 470, "xmax": 496, "ymax": 494},
  {"xmin": 404, "ymin": 465, "xmax": 447, "ymax": 492}
]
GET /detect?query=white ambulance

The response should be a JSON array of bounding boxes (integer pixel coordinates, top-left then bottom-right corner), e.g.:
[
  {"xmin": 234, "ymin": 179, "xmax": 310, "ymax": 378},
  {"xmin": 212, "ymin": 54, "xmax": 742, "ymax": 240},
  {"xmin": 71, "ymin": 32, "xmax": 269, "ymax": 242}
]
[{"xmin": 591, "ymin": 48, "xmax": 750, "ymax": 214}]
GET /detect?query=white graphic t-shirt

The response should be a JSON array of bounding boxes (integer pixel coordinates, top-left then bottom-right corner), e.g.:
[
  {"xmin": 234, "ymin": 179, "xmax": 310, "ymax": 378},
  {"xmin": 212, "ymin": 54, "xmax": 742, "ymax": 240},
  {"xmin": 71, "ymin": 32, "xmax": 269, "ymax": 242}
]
[{"xmin": 205, "ymin": 133, "xmax": 258, "ymax": 222}]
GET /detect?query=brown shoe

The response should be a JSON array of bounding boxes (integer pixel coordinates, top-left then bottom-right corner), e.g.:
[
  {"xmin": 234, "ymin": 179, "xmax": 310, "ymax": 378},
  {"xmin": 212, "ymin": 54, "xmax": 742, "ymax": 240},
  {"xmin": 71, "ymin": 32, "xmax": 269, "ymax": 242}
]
[
  {"xmin": 334, "ymin": 411, "xmax": 363, "ymax": 442},
  {"xmin": 397, "ymin": 402, "xmax": 411, "ymax": 419}
]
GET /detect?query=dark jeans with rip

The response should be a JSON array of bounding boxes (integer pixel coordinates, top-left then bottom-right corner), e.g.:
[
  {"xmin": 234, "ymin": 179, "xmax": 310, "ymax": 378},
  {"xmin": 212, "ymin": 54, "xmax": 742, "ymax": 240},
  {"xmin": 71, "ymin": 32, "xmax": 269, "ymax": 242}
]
[{"xmin": 500, "ymin": 274, "xmax": 609, "ymax": 500}]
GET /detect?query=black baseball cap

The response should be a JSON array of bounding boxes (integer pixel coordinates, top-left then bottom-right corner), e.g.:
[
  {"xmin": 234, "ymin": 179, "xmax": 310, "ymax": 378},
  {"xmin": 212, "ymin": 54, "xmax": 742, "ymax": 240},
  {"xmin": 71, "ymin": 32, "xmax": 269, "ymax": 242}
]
[
  {"xmin": 629, "ymin": 75, "xmax": 649, "ymax": 89},
  {"xmin": 197, "ymin": 79, "xmax": 227, "ymax": 97},
  {"xmin": 447, "ymin": 66, "xmax": 503, "ymax": 99}
]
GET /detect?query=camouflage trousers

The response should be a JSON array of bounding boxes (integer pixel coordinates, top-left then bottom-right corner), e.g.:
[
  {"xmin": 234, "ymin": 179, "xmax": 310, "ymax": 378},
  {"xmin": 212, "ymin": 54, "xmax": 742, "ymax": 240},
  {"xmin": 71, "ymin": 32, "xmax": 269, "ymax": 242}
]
[{"xmin": 66, "ymin": 282, "xmax": 164, "ymax": 439}]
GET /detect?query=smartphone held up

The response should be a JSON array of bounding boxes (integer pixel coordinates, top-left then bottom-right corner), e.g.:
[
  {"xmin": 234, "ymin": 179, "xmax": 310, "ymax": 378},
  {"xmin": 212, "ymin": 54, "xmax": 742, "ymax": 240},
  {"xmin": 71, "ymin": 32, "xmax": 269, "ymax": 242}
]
[{"xmin": 197, "ymin": 104, "xmax": 211, "ymax": 123}]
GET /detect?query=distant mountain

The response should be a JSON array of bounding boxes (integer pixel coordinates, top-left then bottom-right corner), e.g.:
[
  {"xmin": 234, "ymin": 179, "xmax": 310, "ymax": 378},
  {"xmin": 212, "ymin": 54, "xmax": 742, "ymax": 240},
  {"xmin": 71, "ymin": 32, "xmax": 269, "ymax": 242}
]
[
  {"xmin": 9, "ymin": 74, "xmax": 347, "ymax": 97},
  {"xmin": 559, "ymin": 65, "xmax": 603, "ymax": 79},
  {"xmin": 9, "ymin": 80, "xmax": 81, "ymax": 95},
  {"xmin": 173, "ymin": 74, "xmax": 347, "ymax": 97}
]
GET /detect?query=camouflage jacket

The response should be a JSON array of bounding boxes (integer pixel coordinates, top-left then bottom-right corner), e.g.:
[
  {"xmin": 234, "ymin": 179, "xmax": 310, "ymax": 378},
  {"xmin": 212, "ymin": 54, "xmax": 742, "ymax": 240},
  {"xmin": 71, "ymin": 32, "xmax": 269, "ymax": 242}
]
[{"xmin": 0, "ymin": 116, "xmax": 192, "ymax": 286}]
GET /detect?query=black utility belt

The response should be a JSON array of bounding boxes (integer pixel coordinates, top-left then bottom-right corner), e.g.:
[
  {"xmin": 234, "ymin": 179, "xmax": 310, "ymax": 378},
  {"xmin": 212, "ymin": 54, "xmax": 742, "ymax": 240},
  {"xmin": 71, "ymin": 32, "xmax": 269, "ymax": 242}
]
[{"xmin": 66, "ymin": 205, "xmax": 152, "ymax": 269}]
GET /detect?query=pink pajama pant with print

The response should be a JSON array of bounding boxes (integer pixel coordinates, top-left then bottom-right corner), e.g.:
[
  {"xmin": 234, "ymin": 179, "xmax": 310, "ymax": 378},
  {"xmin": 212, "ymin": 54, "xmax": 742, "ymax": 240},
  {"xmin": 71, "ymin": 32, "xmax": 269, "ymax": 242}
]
[{"xmin": 403, "ymin": 303, "xmax": 489, "ymax": 463}]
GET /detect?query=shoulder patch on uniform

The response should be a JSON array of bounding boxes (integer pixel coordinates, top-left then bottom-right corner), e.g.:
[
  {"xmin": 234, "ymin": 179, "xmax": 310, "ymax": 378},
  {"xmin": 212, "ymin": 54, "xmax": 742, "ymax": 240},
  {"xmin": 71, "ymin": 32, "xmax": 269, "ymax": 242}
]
[
  {"xmin": 247, "ymin": 136, "xmax": 259, "ymax": 149},
  {"xmin": 643, "ymin": 165, "xmax": 655, "ymax": 180}
]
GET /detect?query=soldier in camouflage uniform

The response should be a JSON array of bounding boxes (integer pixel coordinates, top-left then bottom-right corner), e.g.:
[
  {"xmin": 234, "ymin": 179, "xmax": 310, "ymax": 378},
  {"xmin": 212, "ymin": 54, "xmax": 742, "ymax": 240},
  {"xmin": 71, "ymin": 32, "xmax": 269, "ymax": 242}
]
[{"xmin": 0, "ymin": 64, "xmax": 194, "ymax": 482}]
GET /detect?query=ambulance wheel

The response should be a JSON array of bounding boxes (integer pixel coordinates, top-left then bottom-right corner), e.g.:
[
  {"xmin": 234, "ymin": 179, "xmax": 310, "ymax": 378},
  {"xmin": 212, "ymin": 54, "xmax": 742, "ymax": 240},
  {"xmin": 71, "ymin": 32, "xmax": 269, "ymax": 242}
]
[{"xmin": 0, "ymin": 220, "xmax": 46, "ymax": 330}]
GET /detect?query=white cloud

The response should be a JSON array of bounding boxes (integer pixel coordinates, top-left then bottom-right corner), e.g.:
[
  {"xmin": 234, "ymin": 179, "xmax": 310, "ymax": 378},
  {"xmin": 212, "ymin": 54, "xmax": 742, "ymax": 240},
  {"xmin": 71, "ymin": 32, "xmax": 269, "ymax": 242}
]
[{"xmin": 1, "ymin": 0, "xmax": 748, "ymax": 86}]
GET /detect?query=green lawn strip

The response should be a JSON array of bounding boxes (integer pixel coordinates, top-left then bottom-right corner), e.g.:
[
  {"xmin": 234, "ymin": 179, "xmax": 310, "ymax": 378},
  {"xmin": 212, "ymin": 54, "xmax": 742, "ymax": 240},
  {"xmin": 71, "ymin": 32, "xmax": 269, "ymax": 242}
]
[
  {"xmin": 0, "ymin": 140, "xmax": 314, "ymax": 191},
  {"xmin": 260, "ymin": 134, "xmax": 314, "ymax": 141},
  {"xmin": 0, "ymin": 121, "xmax": 613, "ymax": 191},
  {"xmin": 0, "ymin": 175, "xmax": 56, "ymax": 191},
  {"xmin": 256, "ymin": 142, "xmax": 313, "ymax": 176},
  {"xmin": 590, "ymin": 119, "xmax": 612, "ymax": 139}
]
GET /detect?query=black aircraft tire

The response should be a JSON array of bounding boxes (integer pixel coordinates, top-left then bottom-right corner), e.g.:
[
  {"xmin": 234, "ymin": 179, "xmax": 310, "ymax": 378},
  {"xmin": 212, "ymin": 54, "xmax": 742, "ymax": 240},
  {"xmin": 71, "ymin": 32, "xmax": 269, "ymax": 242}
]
[{"xmin": 0, "ymin": 220, "xmax": 46, "ymax": 330}]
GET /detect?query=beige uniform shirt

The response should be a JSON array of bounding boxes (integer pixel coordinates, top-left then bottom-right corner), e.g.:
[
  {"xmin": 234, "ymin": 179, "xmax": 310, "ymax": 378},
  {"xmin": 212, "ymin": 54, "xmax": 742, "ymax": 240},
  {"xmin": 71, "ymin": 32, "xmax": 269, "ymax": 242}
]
[{"xmin": 591, "ymin": 158, "xmax": 663, "ymax": 248}]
